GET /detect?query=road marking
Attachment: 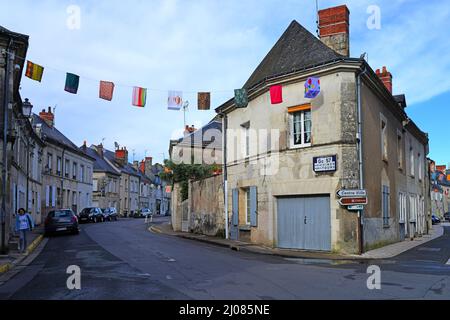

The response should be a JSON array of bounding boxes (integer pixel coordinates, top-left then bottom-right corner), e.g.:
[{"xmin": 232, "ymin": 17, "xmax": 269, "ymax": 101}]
[
  {"xmin": 166, "ymin": 275, "xmax": 173, "ymax": 280},
  {"xmin": 167, "ymin": 258, "xmax": 176, "ymax": 262},
  {"xmin": 446, "ymin": 258, "xmax": 450, "ymax": 265},
  {"xmin": 418, "ymin": 247, "xmax": 441, "ymax": 252}
]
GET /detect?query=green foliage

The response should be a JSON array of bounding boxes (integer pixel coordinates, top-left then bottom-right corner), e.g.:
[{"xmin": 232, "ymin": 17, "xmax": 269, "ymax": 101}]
[{"xmin": 160, "ymin": 160, "xmax": 221, "ymax": 201}]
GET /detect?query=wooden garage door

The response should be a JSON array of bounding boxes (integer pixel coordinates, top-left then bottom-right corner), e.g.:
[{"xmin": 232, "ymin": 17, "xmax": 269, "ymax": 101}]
[{"xmin": 277, "ymin": 196, "xmax": 331, "ymax": 251}]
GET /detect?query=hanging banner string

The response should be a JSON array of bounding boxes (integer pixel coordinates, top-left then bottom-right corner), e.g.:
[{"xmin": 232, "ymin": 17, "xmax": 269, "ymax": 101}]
[{"xmin": 5, "ymin": 50, "xmax": 235, "ymax": 95}]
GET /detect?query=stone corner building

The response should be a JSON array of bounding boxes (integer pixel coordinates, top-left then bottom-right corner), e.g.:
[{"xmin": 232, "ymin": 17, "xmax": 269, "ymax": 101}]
[{"xmin": 216, "ymin": 5, "xmax": 430, "ymax": 254}]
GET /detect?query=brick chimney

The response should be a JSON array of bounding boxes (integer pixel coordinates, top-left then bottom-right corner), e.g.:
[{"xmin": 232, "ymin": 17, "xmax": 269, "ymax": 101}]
[
  {"xmin": 318, "ymin": 5, "xmax": 350, "ymax": 57},
  {"xmin": 184, "ymin": 125, "xmax": 197, "ymax": 136},
  {"xmin": 376, "ymin": 66, "xmax": 393, "ymax": 93},
  {"xmin": 139, "ymin": 160, "xmax": 145, "ymax": 174},
  {"xmin": 115, "ymin": 147, "xmax": 128, "ymax": 166},
  {"xmin": 39, "ymin": 107, "xmax": 55, "ymax": 127}
]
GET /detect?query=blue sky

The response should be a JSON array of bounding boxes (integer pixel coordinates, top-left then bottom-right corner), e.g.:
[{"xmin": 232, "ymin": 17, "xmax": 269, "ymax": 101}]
[{"xmin": 1, "ymin": 0, "xmax": 449, "ymax": 165}]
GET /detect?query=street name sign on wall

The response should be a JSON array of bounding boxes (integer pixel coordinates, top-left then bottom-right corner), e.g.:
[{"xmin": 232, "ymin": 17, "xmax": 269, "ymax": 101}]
[
  {"xmin": 337, "ymin": 189, "xmax": 367, "ymax": 198},
  {"xmin": 338, "ymin": 197, "xmax": 368, "ymax": 206},
  {"xmin": 347, "ymin": 205, "xmax": 364, "ymax": 211},
  {"xmin": 313, "ymin": 155, "xmax": 337, "ymax": 173}
]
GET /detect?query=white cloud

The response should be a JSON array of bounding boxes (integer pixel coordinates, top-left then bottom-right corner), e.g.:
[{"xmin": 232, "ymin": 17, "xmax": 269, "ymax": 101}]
[{"xmin": 1, "ymin": 0, "xmax": 448, "ymax": 162}]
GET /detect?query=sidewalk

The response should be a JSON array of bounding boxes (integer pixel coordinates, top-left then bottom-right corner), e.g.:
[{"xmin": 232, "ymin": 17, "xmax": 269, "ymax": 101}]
[
  {"xmin": 0, "ymin": 226, "xmax": 45, "ymax": 274},
  {"xmin": 149, "ymin": 222, "xmax": 446, "ymax": 261}
]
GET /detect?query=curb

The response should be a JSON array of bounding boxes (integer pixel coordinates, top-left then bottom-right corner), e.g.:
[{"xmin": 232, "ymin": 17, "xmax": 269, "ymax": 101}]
[
  {"xmin": 26, "ymin": 235, "xmax": 44, "ymax": 255},
  {"xmin": 178, "ymin": 234, "xmax": 232, "ymax": 249},
  {"xmin": 149, "ymin": 225, "xmax": 162, "ymax": 234},
  {"xmin": 0, "ymin": 263, "xmax": 12, "ymax": 274},
  {"xmin": 0, "ymin": 233, "xmax": 44, "ymax": 275}
]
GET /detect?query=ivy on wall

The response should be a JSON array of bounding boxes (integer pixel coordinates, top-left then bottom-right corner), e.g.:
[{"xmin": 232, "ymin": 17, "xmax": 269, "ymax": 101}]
[{"xmin": 160, "ymin": 160, "xmax": 221, "ymax": 201}]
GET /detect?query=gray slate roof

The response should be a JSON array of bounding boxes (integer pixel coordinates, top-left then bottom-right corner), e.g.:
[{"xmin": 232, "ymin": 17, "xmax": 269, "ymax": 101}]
[
  {"xmin": 243, "ymin": 20, "xmax": 342, "ymax": 90},
  {"xmin": 33, "ymin": 114, "xmax": 93, "ymax": 160},
  {"xmin": 103, "ymin": 149, "xmax": 141, "ymax": 177},
  {"xmin": 82, "ymin": 146, "xmax": 120, "ymax": 176},
  {"xmin": 0, "ymin": 25, "xmax": 29, "ymax": 41}
]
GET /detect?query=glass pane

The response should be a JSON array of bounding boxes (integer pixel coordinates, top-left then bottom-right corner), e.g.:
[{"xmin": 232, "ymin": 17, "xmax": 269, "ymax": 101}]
[{"xmin": 304, "ymin": 110, "xmax": 311, "ymax": 120}]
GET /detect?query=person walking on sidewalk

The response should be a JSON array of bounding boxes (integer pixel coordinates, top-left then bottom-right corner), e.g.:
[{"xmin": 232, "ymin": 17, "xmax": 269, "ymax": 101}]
[{"xmin": 15, "ymin": 208, "xmax": 34, "ymax": 254}]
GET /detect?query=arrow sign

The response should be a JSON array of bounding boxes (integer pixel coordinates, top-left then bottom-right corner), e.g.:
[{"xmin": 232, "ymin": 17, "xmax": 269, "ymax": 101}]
[
  {"xmin": 338, "ymin": 197, "xmax": 368, "ymax": 206},
  {"xmin": 337, "ymin": 189, "xmax": 367, "ymax": 198}
]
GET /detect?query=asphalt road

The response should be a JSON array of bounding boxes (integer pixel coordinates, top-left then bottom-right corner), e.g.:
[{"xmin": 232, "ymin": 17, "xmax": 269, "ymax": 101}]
[{"xmin": 0, "ymin": 217, "xmax": 449, "ymax": 300}]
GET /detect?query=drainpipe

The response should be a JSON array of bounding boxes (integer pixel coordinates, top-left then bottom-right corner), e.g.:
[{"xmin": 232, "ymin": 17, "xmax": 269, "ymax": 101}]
[
  {"xmin": 220, "ymin": 112, "xmax": 229, "ymax": 239},
  {"xmin": 61, "ymin": 148, "xmax": 66, "ymax": 208},
  {"xmin": 356, "ymin": 63, "xmax": 367, "ymax": 254},
  {"xmin": 1, "ymin": 38, "xmax": 13, "ymax": 254}
]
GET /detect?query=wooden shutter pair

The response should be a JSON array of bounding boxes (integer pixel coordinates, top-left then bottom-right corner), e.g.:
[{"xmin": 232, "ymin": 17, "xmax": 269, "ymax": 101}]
[{"xmin": 231, "ymin": 187, "xmax": 258, "ymax": 227}]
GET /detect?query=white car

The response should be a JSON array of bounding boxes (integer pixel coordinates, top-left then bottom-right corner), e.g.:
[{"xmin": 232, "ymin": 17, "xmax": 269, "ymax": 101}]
[
  {"xmin": 134, "ymin": 208, "xmax": 152, "ymax": 218},
  {"xmin": 141, "ymin": 208, "xmax": 152, "ymax": 217}
]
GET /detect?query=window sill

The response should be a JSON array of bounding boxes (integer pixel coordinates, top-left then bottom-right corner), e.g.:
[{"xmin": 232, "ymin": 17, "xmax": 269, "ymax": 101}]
[
  {"xmin": 289, "ymin": 143, "xmax": 311, "ymax": 150},
  {"xmin": 239, "ymin": 225, "xmax": 251, "ymax": 231}
]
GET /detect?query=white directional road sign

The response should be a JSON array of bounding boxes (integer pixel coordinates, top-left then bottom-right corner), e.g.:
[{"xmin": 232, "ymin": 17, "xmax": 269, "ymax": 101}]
[
  {"xmin": 337, "ymin": 189, "xmax": 367, "ymax": 198},
  {"xmin": 347, "ymin": 205, "xmax": 364, "ymax": 211}
]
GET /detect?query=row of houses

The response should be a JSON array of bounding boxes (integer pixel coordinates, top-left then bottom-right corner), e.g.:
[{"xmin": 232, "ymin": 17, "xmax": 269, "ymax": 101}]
[
  {"xmin": 0, "ymin": 25, "xmax": 170, "ymax": 254},
  {"xmin": 81, "ymin": 143, "xmax": 171, "ymax": 217},
  {"xmin": 170, "ymin": 4, "xmax": 433, "ymax": 254},
  {"xmin": 429, "ymin": 161, "xmax": 450, "ymax": 218}
]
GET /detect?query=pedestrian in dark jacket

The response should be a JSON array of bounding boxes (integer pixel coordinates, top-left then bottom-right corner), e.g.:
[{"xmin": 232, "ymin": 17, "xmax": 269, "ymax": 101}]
[{"xmin": 15, "ymin": 208, "xmax": 34, "ymax": 253}]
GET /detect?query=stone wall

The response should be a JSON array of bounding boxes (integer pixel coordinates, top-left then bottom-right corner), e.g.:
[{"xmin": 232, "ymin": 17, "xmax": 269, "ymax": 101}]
[{"xmin": 189, "ymin": 174, "xmax": 224, "ymax": 236}]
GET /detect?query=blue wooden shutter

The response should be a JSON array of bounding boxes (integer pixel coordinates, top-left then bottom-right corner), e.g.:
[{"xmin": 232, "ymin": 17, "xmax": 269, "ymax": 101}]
[
  {"xmin": 232, "ymin": 188, "xmax": 239, "ymax": 226},
  {"xmin": 250, "ymin": 186, "xmax": 258, "ymax": 227}
]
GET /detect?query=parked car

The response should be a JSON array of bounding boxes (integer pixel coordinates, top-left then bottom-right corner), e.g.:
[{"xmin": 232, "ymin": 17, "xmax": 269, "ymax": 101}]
[
  {"xmin": 102, "ymin": 207, "xmax": 118, "ymax": 221},
  {"xmin": 431, "ymin": 214, "xmax": 441, "ymax": 225},
  {"xmin": 79, "ymin": 207, "xmax": 104, "ymax": 223},
  {"xmin": 133, "ymin": 208, "xmax": 152, "ymax": 218},
  {"xmin": 444, "ymin": 212, "xmax": 450, "ymax": 222},
  {"xmin": 44, "ymin": 209, "xmax": 79, "ymax": 236}
]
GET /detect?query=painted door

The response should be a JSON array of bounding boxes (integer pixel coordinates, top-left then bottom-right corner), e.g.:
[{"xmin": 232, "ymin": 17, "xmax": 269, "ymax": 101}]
[{"xmin": 277, "ymin": 196, "xmax": 331, "ymax": 251}]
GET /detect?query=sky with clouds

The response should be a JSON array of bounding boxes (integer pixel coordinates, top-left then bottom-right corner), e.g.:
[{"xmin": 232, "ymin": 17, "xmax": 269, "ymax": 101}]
[{"xmin": 1, "ymin": 0, "xmax": 449, "ymax": 165}]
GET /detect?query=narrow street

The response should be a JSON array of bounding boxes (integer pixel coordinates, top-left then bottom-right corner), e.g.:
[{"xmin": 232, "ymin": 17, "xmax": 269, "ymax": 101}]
[{"xmin": 0, "ymin": 217, "xmax": 449, "ymax": 300}]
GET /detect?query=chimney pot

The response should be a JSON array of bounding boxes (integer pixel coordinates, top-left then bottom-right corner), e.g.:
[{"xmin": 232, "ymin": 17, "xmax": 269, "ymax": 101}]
[{"xmin": 376, "ymin": 66, "xmax": 393, "ymax": 94}]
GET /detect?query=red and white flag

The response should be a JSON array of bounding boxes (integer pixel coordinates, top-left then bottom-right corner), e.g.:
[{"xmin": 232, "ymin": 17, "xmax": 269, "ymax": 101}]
[{"xmin": 99, "ymin": 81, "xmax": 115, "ymax": 101}]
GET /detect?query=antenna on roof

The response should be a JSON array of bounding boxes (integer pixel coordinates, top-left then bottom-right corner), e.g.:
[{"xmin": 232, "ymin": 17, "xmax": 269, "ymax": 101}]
[
  {"xmin": 315, "ymin": 0, "xmax": 320, "ymax": 37},
  {"xmin": 183, "ymin": 101, "xmax": 189, "ymax": 128}
]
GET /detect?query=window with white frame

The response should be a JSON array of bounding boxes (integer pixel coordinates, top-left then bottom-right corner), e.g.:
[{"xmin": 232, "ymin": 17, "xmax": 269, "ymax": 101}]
[
  {"xmin": 240, "ymin": 121, "xmax": 251, "ymax": 158},
  {"xmin": 380, "ymin": 115, "xmax": 388, "ymax": 161},
  {"xmin": 57, "ymin": 157, "xmax": 62, "ymax": 176},
  {"xmin": 397, "ymin": 130, "xmax": 403, "ymax": 170},
  {"xmin": 245, "ymin": 189, "xmax": 251, "ymax": 225},
  {"xmin": 47, "ymin": 153, "xmax": 52, "ymax": 171},
  {"xmin": 409, "ymin": 145, "xmax": 415, "ymax": 177},
  {"xmin": 418, "ymin": 153, "xmax": 423, "ymax": 180},
  {"xmin": 289, "ymin": 105, "xmax": 311, "ymax": 148},
  {"xmin": 72, "ymin": 162, "xmax": 77, "ymax": 180}
]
